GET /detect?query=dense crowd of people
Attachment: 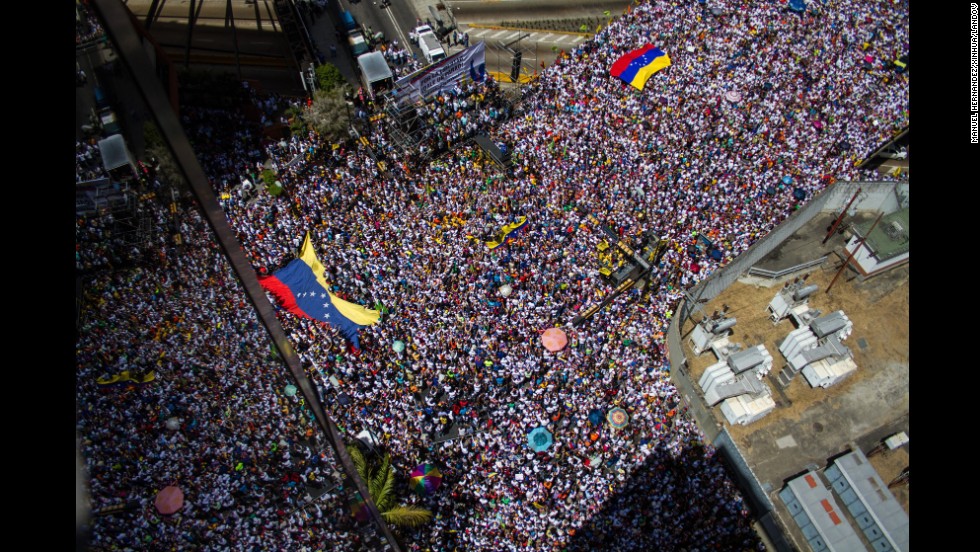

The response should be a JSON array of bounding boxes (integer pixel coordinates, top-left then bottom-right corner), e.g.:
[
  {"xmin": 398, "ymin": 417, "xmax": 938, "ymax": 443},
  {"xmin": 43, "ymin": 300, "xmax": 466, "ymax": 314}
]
[
  {"xmin": 76, "ymin": 180, "xmax": 372, "ymax": 550},
  {"xmin": 76, "ymin": 140, "xmax": 106, "ymax": 183},
  {"xmin": 75, "ymin": 0, "xmax": 105, "ymax": 47},
  {"xmin": 76, "ymin": 190, "xmax": 371, "ymax": 549},
  {"xmin": 75, "ymin": 85, "xmax": 370, "ymax": 550},
  {"xmin": 77, "ymin": 0, "xmax": 908, "ymax": 549}
]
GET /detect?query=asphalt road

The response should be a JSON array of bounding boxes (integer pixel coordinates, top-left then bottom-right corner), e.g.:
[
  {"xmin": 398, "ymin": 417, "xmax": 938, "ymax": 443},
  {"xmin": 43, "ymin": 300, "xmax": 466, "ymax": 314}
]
[
  {"xmin": 333, "ymin": 0, "xmax": 606, "ymax": 85},
  {"xmin": 118, "ymin": 0, "xmax": 621, "ymax": 93},
  {"xmin": 338, "ymin": 0, "xmax": 419, "ymax": 59},
  {"xmin": 76, "ymin": 41, "xmax": 153, "ymax": 155},
  {"xmin": 436, "ymin": 0, "xmax": 630, "ymax": 25}
]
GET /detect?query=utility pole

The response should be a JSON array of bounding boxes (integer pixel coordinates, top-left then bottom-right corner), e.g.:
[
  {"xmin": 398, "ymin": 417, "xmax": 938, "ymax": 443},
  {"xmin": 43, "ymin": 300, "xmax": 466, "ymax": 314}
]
[
  {"xmin": 823, "ymin": 187, "xmax": 861, "ymax": 244},
  {"xmin": 826, "ymin": 212, "xmax": 882, "ymax": 293}
]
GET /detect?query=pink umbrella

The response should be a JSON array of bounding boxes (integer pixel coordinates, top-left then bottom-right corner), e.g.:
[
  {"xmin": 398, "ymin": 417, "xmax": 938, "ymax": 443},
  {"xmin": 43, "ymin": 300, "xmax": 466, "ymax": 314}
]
[
  {"xmin": 154, "ymin": 486, "xmax": 184, "ymax": 515},
  {"xmin": 542, "ymin": 328, "xmax": 568, "ymax": 352}
]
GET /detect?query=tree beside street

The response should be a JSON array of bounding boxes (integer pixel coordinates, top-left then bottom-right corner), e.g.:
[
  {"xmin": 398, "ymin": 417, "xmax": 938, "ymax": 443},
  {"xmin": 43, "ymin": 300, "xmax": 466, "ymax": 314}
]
[
  {"xmin": 303, "ymin": 88, "xmax": 351, "ymax": 143},
  {"xmin": 315, "ymin": 63, "xmax": 346, "ymax": 92}
]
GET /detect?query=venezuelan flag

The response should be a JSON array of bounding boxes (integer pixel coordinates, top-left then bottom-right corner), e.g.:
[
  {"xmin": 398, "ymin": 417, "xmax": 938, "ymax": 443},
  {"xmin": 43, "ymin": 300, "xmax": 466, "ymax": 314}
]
[
  {"xmin": 485, "ymin": 216, "xmax": 528, "ymax": 250},
  {"xmin": 260, "ymin": 233, "xmax": 380, "ymax": 347},
  {"xmin": 610, "ymin": 45, "xmax": 671, "ymax": 90},
  {"xmin": 97, "ymin": 370, "xmax": 156, "ymax": 385}
]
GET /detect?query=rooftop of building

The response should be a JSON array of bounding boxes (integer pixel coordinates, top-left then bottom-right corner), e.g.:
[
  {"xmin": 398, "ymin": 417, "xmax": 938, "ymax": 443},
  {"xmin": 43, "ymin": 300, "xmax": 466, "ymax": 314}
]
[
  {"xmin": 680, "ymin": 261, "xmax": 909, "ymax": 503},
  {"xmin": 672, "ymin": 196, "xmax": 911, "ymax": 551},
  {"xmin": 854, "ymin": 207, "xmax": 909, "ymax": 261}
]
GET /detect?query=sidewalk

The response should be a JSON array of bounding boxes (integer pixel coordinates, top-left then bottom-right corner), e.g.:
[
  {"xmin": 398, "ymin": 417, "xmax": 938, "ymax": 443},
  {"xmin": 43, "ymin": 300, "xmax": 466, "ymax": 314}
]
[{"xmin": 301, "ymin": 6, "xmax": 359, "ymax": 86}]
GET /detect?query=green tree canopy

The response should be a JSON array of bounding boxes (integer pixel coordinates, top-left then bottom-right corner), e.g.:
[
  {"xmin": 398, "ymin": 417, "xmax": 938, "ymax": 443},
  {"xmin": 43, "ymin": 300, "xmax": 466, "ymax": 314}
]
[
  {"xmin": 303, "ymin": 88, "xmax": 351, "ymax": 143},
  {"xmin": 315, "ymin": 63, "xmax": 346, "ymax": 92}
]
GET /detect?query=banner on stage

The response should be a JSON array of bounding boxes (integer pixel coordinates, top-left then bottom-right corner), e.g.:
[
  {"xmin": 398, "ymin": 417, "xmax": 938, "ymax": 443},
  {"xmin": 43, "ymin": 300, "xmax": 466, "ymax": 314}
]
[{"xmin": 393, "ymin": 42, "xmax": 486, "ymax": 107}]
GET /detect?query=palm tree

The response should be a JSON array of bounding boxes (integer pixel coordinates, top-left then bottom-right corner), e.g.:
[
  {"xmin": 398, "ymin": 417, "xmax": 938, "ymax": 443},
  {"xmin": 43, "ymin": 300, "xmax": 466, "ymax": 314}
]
[{"xmin": 349, "ymin": 446, "xmax": 433, "ymax": 528}]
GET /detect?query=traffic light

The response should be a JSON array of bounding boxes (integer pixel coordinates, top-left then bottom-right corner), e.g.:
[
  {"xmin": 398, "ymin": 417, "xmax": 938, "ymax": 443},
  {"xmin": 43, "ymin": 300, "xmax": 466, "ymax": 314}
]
[{"xmin": 510, "ymin": 51, "xmax": 522, "ymax": 82}]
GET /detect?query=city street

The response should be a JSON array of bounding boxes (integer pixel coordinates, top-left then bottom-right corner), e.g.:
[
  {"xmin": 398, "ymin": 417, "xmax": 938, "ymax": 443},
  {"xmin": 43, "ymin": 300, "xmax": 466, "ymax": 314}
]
[
  {"xmin": 117, "ymin": 0, "xmax": 631, "ymax": 93},
  {"xmin": 335, "ymin": 0, "xmax": 624, "ymax": 85}
]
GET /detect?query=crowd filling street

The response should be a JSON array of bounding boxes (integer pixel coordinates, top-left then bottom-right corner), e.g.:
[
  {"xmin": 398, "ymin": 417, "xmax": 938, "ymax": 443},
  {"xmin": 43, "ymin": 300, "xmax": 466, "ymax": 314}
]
[{"xmin": 77, "ymin": 0, "xmax": 908, "ymax": 550}]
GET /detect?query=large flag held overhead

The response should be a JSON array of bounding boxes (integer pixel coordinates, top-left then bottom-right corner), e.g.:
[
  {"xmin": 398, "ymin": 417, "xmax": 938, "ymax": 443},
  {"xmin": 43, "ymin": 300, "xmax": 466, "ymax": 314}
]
[
  {"xmin": 483, "ymin": 216, "xmax": 528, "ymax": 250},
  {"xmin": 96, "ymin": 370, "xmax": 156, "ymax": 386},
  {"xmin": 260, "ymin": 233, "xmax": 380, "ymax": 347},
  {"xmin": 610, "ymin": 45, "xmax": 671, "ymax": 90}
]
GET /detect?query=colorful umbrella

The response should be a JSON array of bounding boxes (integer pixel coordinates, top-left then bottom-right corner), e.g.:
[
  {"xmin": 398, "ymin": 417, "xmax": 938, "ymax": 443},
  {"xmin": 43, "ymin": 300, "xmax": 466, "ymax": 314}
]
[
  {"xmin": 284, "ymin": 384, "xmax": 297, "ymax": 397},
  {"xmin": 527, "ymin": 426, "xmax": 554, "ymax": 452},
  {"xmin": 410, "ymin": 464, "xmax": 443, "ymax": 496},
  {"xmin": 499, "ymin": 284, "xmax": 513, "ymax": 297},
  {"xmin": 154, "ymin": 486, "xmax": 184, "ymax": 515},
  {"xmin": 392, "ymin": 340, "xmax": 406, "ymax": 353},
  {"xmin": 607, "ymin": 407, "xmax": 630, "ymax": 429},
  {"xmin": 542, "ymin": 328, "xmax": 568, "ymax": 352}
]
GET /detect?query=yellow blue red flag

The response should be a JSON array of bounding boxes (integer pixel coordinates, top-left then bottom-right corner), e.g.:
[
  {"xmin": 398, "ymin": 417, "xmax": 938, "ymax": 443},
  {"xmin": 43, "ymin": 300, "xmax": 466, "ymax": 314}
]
[
  {"xmin": 485, "ymin": 216, "xmax": 528, "ymax": 249},
  {"xmin": 97, "ymin": 370, "xmax": 156, "ymax": 385},
  {"xmin": 260, "ymin": 233, "xmax": 380, "ymax": 347},
  {"xmin": 610, "ymin": 45, "xmax": 671, "ymax": 90}
]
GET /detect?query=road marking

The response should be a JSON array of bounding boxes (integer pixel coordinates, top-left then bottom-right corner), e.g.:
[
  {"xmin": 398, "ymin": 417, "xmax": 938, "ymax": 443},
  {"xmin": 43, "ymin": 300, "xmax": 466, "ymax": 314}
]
[
  {"xmin": 573, "ymin": 36, "xmax": 585, "ymax": 42},
  {"xmin": 553, "ymin": 35, "xmax": 569, "ymax": 43},
  {"xmin": 470, "ymin": 29, "xmax": 489, "ymax": 38},
  {"xmin": 537, "ymin": 33, "xmax": 555, "ymax": 43},
  {"xmin": 384, "ymin": 5, "xmax": 411, "ymax": 52},
  {"xmin": 489, "ymin": 30, "xmax": 508, "ymax": 39},
  {"xmin": 502, "ymin": 31, "xmax": 520, "ymax": 41}
]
